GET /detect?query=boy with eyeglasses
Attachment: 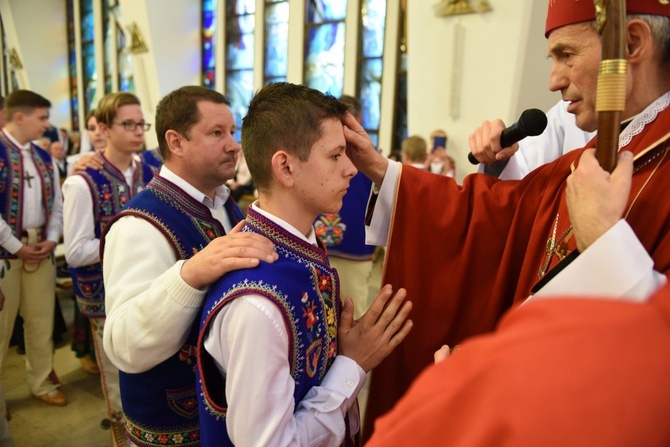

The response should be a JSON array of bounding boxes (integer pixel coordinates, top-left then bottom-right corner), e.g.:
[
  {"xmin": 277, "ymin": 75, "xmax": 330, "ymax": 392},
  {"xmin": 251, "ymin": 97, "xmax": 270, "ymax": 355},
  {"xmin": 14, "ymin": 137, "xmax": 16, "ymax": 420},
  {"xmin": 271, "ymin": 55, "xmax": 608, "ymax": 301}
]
[{"xmin": 62, "ymin": 91, "xmax": 154, "ymax": 446}]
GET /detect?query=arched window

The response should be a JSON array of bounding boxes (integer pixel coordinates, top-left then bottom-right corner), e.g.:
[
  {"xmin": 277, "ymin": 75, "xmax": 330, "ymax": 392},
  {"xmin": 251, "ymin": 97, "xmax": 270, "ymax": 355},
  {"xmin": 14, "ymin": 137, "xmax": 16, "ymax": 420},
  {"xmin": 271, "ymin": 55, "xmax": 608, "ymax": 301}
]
[
  {"xmin": 357, "ymin": 0, "xmax": 386, "ymax": 147},
  {"xmin": 264, "ymin": 0, "xmax": 289, "ymax": 85},
  {"xmin": 225, "ymin": 0, "xmax": 255, "ymax": 141},
  {"xmin": 304, "ymin": 0, "xmax": 347, "ymax": 97},
  {"xmin": 202, "ymin": 0, "xmax": 217, "ymax": 89}
]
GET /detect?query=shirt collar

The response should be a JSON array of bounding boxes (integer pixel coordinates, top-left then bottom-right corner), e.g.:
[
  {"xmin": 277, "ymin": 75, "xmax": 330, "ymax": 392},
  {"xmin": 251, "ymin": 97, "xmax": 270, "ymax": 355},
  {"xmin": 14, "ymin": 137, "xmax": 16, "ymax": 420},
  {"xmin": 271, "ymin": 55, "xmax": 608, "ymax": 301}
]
[
  {"xmin": 2, "ymin": 129, "xmax": 32, "ymax": 150},
  {"xmin": 252, "ymin": 200, "xmax": 318, "ymax": 246},
  {"xmin": 159, "ymin": 165, "xmax": 231, "ymax": 210}
]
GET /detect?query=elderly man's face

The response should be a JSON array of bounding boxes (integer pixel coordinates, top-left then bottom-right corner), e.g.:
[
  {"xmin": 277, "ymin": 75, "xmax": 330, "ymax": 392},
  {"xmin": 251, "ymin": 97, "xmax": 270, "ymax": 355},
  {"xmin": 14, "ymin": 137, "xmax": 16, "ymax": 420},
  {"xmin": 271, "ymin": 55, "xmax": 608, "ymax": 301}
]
[{"xmin": 547, "ymin": 22, "xmax": 601, "ymax": 132}]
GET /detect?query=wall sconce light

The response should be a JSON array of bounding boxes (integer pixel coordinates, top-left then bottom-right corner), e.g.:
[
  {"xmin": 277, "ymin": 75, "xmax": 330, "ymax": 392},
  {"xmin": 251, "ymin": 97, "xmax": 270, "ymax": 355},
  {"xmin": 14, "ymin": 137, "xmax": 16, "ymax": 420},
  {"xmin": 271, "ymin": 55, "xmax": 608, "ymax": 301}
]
[
  {"xmin": 434, "ymin": 0, "xmax": 492, "ymax": 16},
  {"xmin": 8, "ymin": 48, "xmax": 23, "ymax": 69},
  {"xmin": 128, "ymin": 22, "xmax": 149, "ymax": 54}
]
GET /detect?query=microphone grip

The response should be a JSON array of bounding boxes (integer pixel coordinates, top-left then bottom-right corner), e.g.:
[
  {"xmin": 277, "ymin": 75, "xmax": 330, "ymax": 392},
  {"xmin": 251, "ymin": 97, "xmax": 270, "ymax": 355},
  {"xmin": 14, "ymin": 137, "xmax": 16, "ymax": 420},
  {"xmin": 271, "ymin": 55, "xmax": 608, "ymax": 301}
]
[
  {"xmin": 468, "ymin": 152, "xmax": 478, "ymax": 165},
  {"xmin": 499, "ymin": 125, "xmax": 525, "ymax": 149}
]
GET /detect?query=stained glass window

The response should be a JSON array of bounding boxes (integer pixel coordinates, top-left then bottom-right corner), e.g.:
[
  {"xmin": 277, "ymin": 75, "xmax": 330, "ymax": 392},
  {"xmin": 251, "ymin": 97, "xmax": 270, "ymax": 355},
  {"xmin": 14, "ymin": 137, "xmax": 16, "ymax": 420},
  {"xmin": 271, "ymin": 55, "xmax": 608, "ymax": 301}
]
[
  {"xmin": 264, "ymin": 0, "xmax": 289, "ymax": 84},
  {"xmin": 225, "ymin": 0, "xmax": 255, "ymax": 141},
  {"xmin": 304, "ymin": 0, "xmax": 347, "ymax": 98},
  {"xmin": 0, "ymin": 14, "xmax": 7, "ymax": 96},
  {"xmin": 110, "ymin": 4, "xmax": 134, "ymax": 92},
  {"xmin": 392, "ymin": 0, "xmax": 408, "ymax": 151},
  {"xmin": 103, "ymin": 0, "xmax": 113, "ymax": 93},
  {"xmin": 67, "ymin": 0, "xmax": 80, "ymax": 130},
  {"xmin": 80, "ymin": 0, "xmax": 97, "ymax": 116},
  {"xmin": 202, "ymin": 0, "xmax": 217, "ymax": 88},
  {"xmin": 357, "ymin": 0, "xmax": 386, "ymax": 147}
]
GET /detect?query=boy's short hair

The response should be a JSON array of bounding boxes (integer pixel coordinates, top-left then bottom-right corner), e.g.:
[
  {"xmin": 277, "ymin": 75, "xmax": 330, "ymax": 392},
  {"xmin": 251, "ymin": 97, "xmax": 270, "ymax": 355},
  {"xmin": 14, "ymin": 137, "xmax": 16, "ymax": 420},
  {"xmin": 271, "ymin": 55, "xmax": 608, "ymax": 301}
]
[
  {"xmin": 5, "ymin": 90, "xmax": 51, "ymax": 121},
  {"xmin": 402, "ymin": 135, "xmax": 428, "ymax": 163},
  {"xmin": 242, "ymin": 82, "xmax": 349, "ymax": 190},
  {"xmin": 155, "ymin": 86, "xmax": 231, "ymax": 160},
  {"xmin": 95, "ymin": 92, "xmax": 141, "ymax": 127}
]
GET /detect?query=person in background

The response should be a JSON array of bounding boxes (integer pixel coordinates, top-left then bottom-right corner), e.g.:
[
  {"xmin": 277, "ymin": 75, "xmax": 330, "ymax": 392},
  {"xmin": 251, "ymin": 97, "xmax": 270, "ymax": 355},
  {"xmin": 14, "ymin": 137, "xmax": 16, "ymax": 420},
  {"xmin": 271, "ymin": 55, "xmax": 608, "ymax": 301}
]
[
  {"xmin": 0, "ymin": 90, "xmax": 66, "ymax": 407},
  {"xmin": 400, "ymin": 135, "xmax": 428, "ymax": 170}
]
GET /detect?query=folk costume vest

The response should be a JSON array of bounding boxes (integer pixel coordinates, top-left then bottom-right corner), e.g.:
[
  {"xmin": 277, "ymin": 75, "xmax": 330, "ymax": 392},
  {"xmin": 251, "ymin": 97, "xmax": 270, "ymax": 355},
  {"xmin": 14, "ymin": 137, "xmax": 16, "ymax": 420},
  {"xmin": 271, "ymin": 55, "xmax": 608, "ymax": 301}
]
[
  {"xmin": 315, "ymin": 172, "xmax": 376, "ymax": 261},
  {"xmin": 0, "ymin": 131, "xmax": 55, "ymax": 258},
  {"xmin": 101, "ymin": 174, "xmax": 243, "ymax": 447},
  {"xmin": 196, "ymin": 205, "xmax": 342, "ymax": 446},
  {"xmin": 70, "ymin": 156, "xmax": 154, "ymax": 318}
]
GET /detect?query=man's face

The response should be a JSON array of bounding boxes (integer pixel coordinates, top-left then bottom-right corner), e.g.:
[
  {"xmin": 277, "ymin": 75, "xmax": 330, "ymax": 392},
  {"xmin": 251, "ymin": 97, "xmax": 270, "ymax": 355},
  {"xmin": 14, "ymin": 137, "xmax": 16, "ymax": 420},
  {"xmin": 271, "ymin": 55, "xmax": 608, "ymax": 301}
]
[
  {"xmin": 49, "ymin": 141, "xmax": 65, "ymax": 160},
  {"xmin": 101, "ymin": 104, "xmax": 146, "ymax": 153},
  {"xmin": 291, "ymin": 118, "xmax": 357, "ymax": 217},
  {"xmin": 547, "ymin": 23, "xmax": 602, "ymax": 132},
  {"xmin": 21, "ymin": 107, "xmax": 51, "ymax": 141},
  {"xmin": 179, "ymin": 101, "xmax": 240, "ymax": 191}
]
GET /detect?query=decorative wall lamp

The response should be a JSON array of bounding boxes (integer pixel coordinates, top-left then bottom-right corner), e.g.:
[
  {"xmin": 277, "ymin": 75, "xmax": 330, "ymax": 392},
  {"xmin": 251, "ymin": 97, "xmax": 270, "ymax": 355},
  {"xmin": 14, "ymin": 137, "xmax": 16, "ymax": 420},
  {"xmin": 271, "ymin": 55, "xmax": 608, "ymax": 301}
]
[{"xmin": 434, "ymin": 0, "xmax": 492, "ymax": 16}]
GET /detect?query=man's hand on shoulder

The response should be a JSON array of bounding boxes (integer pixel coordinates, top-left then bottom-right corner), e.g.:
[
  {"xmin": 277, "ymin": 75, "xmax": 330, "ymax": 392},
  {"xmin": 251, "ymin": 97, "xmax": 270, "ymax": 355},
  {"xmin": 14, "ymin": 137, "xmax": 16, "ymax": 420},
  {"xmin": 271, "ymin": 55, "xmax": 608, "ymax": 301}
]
[
  {"xmin": 338, "ymin": 284, "xmax": 413, "ymax": 372},
  {"xmin": 180, "ymin": 220, "xmax": 279, "ymax": 290},
  {"xmin": 73, "ymin": 153, "xmax": 104, "ymax": 172}
]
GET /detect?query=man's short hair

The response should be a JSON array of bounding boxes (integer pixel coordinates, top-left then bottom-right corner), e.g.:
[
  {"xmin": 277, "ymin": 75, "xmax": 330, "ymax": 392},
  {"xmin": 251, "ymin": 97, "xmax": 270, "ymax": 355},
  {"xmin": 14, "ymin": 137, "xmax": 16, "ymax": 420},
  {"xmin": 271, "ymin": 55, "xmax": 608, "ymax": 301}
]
[
  {"xmin": 402, "ymin": 135, "xmax": 428, "ymax": 163},
  {"xmin": 95, "ymin": 92, "xmax": 141, "ymax": 127},
  {"xmin": 155, "ymin": 86, "xmax": 231, "ymax": 160},
  {"xmin": 5, "ymin": 90, "xmax": 51, "ymax": 121},
  {"xmin": 242, "ymin": 82, "xmax": 349, "ymax": 191}
]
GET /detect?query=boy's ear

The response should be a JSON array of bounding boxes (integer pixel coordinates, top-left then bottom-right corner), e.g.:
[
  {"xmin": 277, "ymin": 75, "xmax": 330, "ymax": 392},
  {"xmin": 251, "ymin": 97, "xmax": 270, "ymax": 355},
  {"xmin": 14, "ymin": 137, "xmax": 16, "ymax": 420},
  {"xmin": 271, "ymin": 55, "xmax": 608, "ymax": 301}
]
[{"xmin": 271, "ymin": 150, "xmax": 294, "ymax": 187}]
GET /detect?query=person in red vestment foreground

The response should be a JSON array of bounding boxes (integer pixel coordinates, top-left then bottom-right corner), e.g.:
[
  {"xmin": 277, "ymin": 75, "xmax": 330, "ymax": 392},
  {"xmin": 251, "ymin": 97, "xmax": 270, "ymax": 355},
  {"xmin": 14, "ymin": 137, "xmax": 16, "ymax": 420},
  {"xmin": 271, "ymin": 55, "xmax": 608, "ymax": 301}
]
[
  {"xmin": 365, "ymin": 280, "xmax": 670, "ymax": 446},
  {"xmin": 341, "ymin": 0, "xmax": 670, "ymax": 440}
]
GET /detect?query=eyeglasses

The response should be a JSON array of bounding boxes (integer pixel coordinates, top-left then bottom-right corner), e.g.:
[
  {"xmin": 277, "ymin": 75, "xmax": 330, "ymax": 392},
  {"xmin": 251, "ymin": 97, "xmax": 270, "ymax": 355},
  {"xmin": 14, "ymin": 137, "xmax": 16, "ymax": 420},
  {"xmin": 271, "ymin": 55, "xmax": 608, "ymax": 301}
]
[{"xmin": 113, "ymin": 121, "xmax": 152, "ymax": 132}]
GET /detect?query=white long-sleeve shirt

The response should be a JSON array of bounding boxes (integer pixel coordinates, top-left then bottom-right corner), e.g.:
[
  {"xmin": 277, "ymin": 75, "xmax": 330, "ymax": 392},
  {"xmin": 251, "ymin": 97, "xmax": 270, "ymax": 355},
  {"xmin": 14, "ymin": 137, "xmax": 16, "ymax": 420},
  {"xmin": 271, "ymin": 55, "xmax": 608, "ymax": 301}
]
[
  {"xmin": 0, "ymin": 130, "xmax": 63, "ymax": 253},
  {"xmin": 62, "ymin": 159, "xmax": 138, "ymax": 267},
  {"xmin": 204, "ymin": 204, "xmax": 366, "ymax": 446},
  {"xmin": 367, "ymin": 160, "xmax": 665, "ymax": 301},
  {"xmin": 102, "ymin": 166, "xmax": 233, "ymax": 373}
]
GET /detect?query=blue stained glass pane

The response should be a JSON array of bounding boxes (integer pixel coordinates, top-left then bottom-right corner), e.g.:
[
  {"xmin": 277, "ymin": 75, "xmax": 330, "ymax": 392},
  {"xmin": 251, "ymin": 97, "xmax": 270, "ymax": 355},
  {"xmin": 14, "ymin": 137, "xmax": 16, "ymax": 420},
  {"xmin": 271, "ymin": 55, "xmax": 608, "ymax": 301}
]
[
  {"xmin": 361, "ymin": 0, "xmax": 386, "ymax": 58},
  {"xmin": 368, "ymin": 132, "xmax": 378, "ymax": 147},
  {"xmin": 306, "ymin": 0, "xmax": 347, "ymax": 23},
  {"xmin": 359, "ymin": 58, "xmax": 382, "ymax": 130},
  {"xmin": 393, "ymin": 71, "xmax": 408, "ymax": 150},
  {"xmin": 227, "ymin": 13, "xmax": 255, "ymax": 34},
  {"xmin": 233, "ymin": 0, "xmax": 255, "ymax": 15},
  {"xmin": 266, "ymin": 2, "xmax": 289, "ymax": 24},
  {"xmin": 81, "ymin": 12, "xmax": 94, "ymax": 42},
  {"xmin": 264, "ymin": 22, "xmax": 288, "ymax": 77},
  {"xmin": 80, "ymin": 0, "xmax": 93, "ymax": 14},
  {"xmin": 226, "ymin": 32, "xmax": 254, "ymax": 70},
  {"xmin": 264, "ymin": 76, "xmax": 286, "ymax": 85},
  {"xmin": 304, "ymin": 22, "xmax": 345, "ymax": 97},
  {"xmin": 203, "ymin": 68, "xmax": 216, "ymax": 88},
  {"xmin": 226, "ymin": 69, "xmax": 254, "ymax": 140}
]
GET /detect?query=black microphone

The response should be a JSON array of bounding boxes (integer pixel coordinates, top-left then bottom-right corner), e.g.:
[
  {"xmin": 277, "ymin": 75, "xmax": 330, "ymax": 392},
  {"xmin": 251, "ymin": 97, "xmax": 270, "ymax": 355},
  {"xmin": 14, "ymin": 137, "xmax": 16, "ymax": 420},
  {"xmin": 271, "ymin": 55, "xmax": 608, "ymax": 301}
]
[{"xmin": 468, "ymin": 108, "xmax": 548, "ymax": 164}]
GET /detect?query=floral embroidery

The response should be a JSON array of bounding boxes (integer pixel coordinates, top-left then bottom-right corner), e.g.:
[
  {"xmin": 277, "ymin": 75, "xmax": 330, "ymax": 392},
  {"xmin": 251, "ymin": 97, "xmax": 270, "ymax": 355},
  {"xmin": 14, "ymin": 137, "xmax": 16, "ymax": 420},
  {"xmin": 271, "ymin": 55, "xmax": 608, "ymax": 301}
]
[{"xmin": 314, "ymin": 213, "xmax": 346, "ymax": 246}]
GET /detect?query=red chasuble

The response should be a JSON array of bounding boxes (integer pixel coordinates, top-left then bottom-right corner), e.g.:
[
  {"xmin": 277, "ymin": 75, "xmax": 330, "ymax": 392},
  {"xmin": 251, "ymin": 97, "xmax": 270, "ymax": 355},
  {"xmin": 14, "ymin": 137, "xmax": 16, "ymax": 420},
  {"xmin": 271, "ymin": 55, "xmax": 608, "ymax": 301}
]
[
  {"xmin": 362, "ymin": 97, "xmax": 670, "ymax": 438},
  {"xmin": 366, "ymin": 282, "xmax": 670, "ymax": 447}
]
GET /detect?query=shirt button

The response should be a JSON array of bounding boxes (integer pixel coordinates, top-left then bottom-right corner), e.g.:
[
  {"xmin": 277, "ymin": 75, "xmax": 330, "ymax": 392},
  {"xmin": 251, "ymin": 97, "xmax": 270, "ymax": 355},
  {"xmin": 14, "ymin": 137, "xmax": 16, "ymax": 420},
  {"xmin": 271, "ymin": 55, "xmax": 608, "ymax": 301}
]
[
  {"xmin": 346, "ymin": 380, "xmax": 354, "ymax": 387},
  {"xmin": 324, "ymin": 405, "xmax": 330, "ymax": 411}
]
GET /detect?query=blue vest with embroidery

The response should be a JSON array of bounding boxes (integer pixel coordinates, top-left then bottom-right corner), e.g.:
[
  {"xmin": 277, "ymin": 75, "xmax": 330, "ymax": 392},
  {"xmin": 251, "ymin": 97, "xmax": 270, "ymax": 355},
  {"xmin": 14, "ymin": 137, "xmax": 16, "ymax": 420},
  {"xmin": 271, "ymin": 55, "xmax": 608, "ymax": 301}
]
[
  {"xmin": 196, "ymin": 205, "xmax": 342, "ymax": 446},
  {"xmin": 315, "ymin": 172, "xmax": 376, "ymax": 261},
  {"xmin": 0, "ymin": 133, "xmax": 55, "ymax": 258},
  {"xmin": 101, "ymin": 175, "xmax": 243, "ymax": 447},
  {"xmin": 70, "ymin": 157, "xmax": 154, "ymax": 318}
]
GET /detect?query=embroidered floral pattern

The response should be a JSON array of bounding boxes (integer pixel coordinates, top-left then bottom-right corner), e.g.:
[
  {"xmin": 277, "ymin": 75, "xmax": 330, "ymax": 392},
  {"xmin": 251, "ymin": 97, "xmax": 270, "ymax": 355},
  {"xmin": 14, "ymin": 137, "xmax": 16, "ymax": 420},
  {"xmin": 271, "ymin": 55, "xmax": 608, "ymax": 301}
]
[
  {"xmin": 314, "ymin": 213, "xmax": 346, "ymax": 246},
  {"xmin": 125, "ymin": 416, "xmax": 200, "ymax": 447}
]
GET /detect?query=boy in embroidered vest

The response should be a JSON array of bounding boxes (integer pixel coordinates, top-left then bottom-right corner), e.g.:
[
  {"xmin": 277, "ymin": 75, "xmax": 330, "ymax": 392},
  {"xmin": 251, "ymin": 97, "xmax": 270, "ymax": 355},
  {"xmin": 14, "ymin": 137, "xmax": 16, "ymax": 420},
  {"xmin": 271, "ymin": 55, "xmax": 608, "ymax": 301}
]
[
  {"xmin": 63, "ymin": 92, "xmax": 154, "ymax": 446},
  {"xmin": 101, "ymin": 86, "xmax": 278, "ymax": 447},
  {"xmin": 0, "ymin": 90, "xmax": 66, "ymax": 407},
  {"xmin": 196, "ymin": 82, "xmax": 414, "ymax": 446}
]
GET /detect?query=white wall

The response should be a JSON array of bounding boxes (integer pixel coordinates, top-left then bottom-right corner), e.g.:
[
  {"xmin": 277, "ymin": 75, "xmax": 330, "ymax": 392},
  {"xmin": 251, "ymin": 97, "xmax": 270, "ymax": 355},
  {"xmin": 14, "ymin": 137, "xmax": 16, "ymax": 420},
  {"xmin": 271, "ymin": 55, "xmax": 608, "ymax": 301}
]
[
  {"xmin": 407, "ymin": 0, "xmax": 558, "ymax": 180},
  {"xmin": 1, "ymin": 0, "xmax": 70, "ymax": 129}
]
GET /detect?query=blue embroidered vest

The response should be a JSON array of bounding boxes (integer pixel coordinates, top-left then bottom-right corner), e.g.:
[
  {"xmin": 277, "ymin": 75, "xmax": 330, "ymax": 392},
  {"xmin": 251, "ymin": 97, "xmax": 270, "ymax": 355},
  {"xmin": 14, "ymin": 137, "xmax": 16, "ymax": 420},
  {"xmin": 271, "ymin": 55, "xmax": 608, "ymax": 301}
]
[
  {"xmin": 70, "ymin": 156, "xmax": 154, "ymax": 318},
  {"xmin": 101, "ymin": 175, "xmax": 243, "ymax": 447},
  {"xmin": 0, "ymin": 131, "xmax": 55, "ymax": 258},
  {"xmin": 140, "ymin": 148, "xmax": 164, "ymax": 171},
  {"xmin": 196, "ymin": 205, "xmax": 342, "ymax": 446},
  {"xmin": 315, "ymin": 172, "xmax": 376, "ymax": 261}
]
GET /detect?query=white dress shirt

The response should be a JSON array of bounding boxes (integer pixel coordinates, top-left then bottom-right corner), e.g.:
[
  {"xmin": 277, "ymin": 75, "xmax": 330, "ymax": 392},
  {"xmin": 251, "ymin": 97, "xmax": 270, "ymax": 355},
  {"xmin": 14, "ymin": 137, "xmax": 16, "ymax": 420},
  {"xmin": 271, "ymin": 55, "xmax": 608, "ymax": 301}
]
[
  {"xmin": 204, "ymin": 204, "xmax": 366, "ymax": 446},
  {"xmin": 62, "ymin": 158, "xmax": 139, "ymax": 267},
  {"xmin": 0, "ymin": 130, "xmax": 63, "ymax": 254},
  {"xmin": 102, "ymin": 166, "xmax": 232, "ymax": 373},
  {"xmin": 366, "ymin": 160, "xmax": 664, "ymax": 302}
]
